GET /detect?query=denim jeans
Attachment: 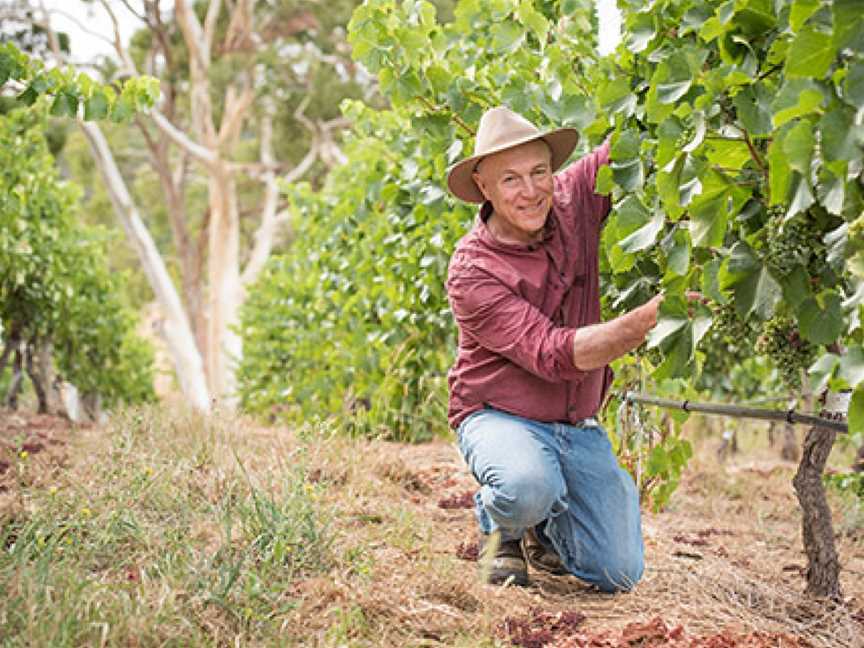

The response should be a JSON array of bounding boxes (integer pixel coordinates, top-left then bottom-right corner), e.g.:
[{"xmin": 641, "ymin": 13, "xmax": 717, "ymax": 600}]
[{"xmin": 457, "ymin": 407, "xmax": 644, "ymax": 592}]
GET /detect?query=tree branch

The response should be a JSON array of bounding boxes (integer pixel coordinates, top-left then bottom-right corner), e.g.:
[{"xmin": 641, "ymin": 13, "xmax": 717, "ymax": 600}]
[
  {"xmin": 37, "ymin": 7, "xmax": 116, "ymax": 48},
  {"xmin": 241, "ymin": 98, "xmax": 319, "ymax": 286},
  {"xmin": 217, "ymin": 83, "xmax": 255, "ymax": 147},
  {"xmin": 203, "ymin": 0, "xmax": 223, "ymax": 56},
  {"xmin": 97, "ymin": 0, "xmax": 137, "ymax": 75},
  {"xmin": 149, "ymin": 109, "xmax": 217, "ymax": 165}
]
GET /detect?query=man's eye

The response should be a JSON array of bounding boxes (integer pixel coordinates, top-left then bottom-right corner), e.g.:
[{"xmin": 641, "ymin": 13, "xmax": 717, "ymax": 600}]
[
  {"xmin": 533, "ymin": 168, "xmax": 549, "ymax": 177},
  {"xmin": 502, "ymin": 176, "xmax": 517, "ymax": 185}
]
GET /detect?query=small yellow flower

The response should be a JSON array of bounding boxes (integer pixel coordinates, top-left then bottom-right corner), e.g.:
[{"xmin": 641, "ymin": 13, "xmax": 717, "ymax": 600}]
[
  {"xmin": 49, "ymin": 486, "xmax": 58, "ymax": 495},
  {"xmin": 19, "ymin": 450, "xmax": 28, "ymax": 460},
  {"xmin": 144, "ymin": 467, "xmax": 153, "ymax": 476},
  {"xmin": 81, "ymin": 507, "xmax": 92, "ymax": 518}
]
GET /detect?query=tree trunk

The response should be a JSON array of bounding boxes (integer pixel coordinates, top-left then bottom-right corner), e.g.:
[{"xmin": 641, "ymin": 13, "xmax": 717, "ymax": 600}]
[
  {"xmin": 780, "ymin": 423, "xmax": 799, "ymax": 462},
  {"xmin": 205, "ymin": 162, "xmax": 242, "ymax": 402},
  {"xmin": 24, "ymin": 338, "xmax": 62, "ymax": 415},
  {"xmin": 791, "ymin": 393, "xmax": 846, "ymax": 601},
  {"xmin": 81, "ymin": 392, "xmax": 102, "ymax": 423},
  {"xmin": 0, "ymin": 337, "xmax": 15, "ymax": 377},
  {"xmin": 6, "ymin": 347, "xmax": 24, "ymax": 409},
  {"xmin": 767, "ymin": 421, "xmax": 777, "ymax": 447},
  {"xmin": 79, "ymin": 121, "xmax": 211, "ymax": 412}
]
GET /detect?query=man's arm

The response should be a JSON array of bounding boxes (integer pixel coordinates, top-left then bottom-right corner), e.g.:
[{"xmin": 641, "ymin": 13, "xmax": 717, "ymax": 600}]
[
  {"xmin": 554, "ymin": 139, "xmax": 612, "ymax": 228},
  {"xmin": 571, "ymin": 295, "xmax": 661, "ymax": 370},
  {"xmin": 448, "ymin": 264, "xmax": 661, "ymax": 380}
]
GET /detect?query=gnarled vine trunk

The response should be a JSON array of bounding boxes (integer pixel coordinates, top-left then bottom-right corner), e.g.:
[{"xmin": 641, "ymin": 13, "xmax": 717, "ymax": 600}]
[{"xmin": 791, "ymin": 393, "xmax": 847, "ymax": 601}]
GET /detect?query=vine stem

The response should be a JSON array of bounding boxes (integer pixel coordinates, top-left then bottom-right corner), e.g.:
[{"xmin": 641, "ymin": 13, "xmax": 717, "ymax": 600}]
[
  {"xmin": 743, "ymin": 129, "xmax": 769, "ymax": 184},
  {"xmin": 415, "ymin": 95, "xmax": 476, "ymax": 137}
]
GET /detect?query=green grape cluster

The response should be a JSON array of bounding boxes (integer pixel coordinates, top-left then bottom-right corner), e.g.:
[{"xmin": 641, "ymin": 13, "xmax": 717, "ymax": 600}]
[
  {"xmin": 763, "ymin": 208, "xmax": 824, "ymax": 277},
  {"xmin": 711, "ymin": 302, "xmax": 751, "ymax": 341},
  {"xmin": 755, "ymin": 316, "xmax": 815, "ymax": 389}
]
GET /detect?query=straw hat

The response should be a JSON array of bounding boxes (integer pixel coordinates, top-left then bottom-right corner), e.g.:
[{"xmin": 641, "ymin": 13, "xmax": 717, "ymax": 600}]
[{"xmin": 446, "ymin": 106, "xmax": 579, "ymax": 204}]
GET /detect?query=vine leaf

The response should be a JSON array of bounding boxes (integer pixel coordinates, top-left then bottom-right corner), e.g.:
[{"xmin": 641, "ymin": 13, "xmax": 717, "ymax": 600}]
[
  {"xmin": 839, "ymin": 347, "xmax": 864, "ymax": 389},
  {"xmin": 848, "ymin": 385, "xmax": 864, "ymax": 437},
  {"xmin": 720, "ymin": 241, "xmax": 781, "ymax": 320},
  {"xmin": 798, "ymin": 290, "xmax": 844, "ymax": 345},
  {"xmin": 784, "ymin": 27, "xmax": 834, "ymax": 79},
  {"xmin": 619, "ymin": 210, "xmax": 664, "ymax": 253}
]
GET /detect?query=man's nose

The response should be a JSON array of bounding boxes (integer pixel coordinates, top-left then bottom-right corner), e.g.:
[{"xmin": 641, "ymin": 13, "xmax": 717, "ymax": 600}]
[{"xmin": 521, "ymin": 176, "xmax": 539, "ymax": 197}]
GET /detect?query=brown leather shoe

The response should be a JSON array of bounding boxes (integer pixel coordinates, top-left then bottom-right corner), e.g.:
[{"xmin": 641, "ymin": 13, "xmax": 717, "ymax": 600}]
[
  {"xmin": 478, "ymin": 531, "xmax": 529, "ymax": 586},
  {"xmin": 523, "ymin": 526, "xmax": 568, "ymax": 576}
]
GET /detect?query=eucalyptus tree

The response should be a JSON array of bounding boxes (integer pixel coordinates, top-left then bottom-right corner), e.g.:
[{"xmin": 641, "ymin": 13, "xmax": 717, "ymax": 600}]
[{"xmin": 18, "ymin": 0, "xmax": 369, "ymax": 408}]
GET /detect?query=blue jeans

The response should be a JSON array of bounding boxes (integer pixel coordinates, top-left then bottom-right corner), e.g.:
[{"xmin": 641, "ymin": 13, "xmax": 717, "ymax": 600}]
[{"xmin": 457, "ymin": 407, "xmax": 644, "ymax": 592}]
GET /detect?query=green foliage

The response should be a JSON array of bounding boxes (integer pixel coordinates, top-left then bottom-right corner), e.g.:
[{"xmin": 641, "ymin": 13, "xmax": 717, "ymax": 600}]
[
  {"xmin": 239, "ymin": 105, "xmax": 469, "ymax": 441},
  {"xmin": 0, "ymin": 107, "xmax": 154, "ymax": 407},
  {"xmin": 592, "ymin": 0, "xmax": 863, "ymax": 418},
  {"xmin": 0, "ymin": 41, "xmax": 159, "ymax": 120},
  {"xmin": 824, "ymin": 470, "xmax": 864, "ymax": 499}
]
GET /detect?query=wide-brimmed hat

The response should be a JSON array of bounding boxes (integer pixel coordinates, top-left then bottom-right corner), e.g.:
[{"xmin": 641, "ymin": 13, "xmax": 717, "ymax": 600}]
[{"xmin": 446, "ymin": 106, "xmax": 579, "ymax": 204}]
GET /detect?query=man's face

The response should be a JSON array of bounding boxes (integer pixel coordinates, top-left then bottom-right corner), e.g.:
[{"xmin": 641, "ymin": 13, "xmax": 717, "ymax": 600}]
[{"xmin": 472, "ymin": 139, "xmax": 554, "ymax": 244}]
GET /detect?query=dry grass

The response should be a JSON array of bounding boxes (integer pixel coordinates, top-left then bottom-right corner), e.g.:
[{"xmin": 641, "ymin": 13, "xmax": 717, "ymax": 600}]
[{"xmin": 1, "ymin": 407, "xmax": 862, "ymax": 646}]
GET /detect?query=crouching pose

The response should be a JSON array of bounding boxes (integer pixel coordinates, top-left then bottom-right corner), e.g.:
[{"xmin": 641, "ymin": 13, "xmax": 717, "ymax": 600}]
[{"xmin": 445, "ymin": 107, "xmax": 662, "ymax": 592}]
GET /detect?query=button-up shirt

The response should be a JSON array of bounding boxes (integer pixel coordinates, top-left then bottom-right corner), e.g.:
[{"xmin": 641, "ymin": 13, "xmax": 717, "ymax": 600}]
[{"xmin": 446, "ymin": 141, "xmax": 612, "ymax": 430}]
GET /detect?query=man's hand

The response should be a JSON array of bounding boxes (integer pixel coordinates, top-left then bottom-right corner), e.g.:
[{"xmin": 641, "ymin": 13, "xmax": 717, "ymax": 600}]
[{"xmin": 628, "ymin": 293, "xmax": 663, "ymax": 336}]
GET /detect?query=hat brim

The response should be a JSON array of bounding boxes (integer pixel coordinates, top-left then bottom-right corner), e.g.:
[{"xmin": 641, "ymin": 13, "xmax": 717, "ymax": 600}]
[{"xmin": 446, "ymin": 128, "xmax": 580, "ymax": 204}]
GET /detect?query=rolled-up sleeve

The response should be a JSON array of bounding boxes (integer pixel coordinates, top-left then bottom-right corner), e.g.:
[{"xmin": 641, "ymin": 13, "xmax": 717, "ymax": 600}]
[{"xmin": 447, "ymin": 265, "xmax": 587, "ymax": 384}]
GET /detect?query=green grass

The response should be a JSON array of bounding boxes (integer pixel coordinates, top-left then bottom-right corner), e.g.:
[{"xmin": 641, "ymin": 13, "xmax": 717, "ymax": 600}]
[{"xmin": 0, "ymin": 406, "xmax": 333, "ymax": 646}]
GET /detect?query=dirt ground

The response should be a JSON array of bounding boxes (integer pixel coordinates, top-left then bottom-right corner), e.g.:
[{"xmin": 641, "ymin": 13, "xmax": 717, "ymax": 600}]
[
  {"xmin": 295, "ymin": 421, "xmax": 864, "ymax": 647},
  {"xmin": 0, "ymin": 409, "xmax": 74, "ymax": 497},
  {"xmin": 2, "ymin": 409, "xmax": 863, "ymax": 647}
]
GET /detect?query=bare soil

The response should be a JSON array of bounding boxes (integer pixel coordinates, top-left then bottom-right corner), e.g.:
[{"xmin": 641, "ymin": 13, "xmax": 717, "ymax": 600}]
[{"xmin": 0, "ymin": 408, "xmax": 76, "ymax": 498}]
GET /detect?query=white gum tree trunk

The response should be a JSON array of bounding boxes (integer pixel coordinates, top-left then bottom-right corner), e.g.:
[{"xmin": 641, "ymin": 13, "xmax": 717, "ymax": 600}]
[{"xmin": 79, "ymin": 121, "xmax": 211, "ymax": 412}]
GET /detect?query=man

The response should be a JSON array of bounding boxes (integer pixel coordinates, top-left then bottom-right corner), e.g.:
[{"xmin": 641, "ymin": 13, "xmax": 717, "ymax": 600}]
[{"xmin": 445, "ymin": 106, "xmax": 662, "ymax": 593}]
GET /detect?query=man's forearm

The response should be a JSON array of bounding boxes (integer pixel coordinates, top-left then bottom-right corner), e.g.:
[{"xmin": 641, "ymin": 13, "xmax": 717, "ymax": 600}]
[{"xmin": 572, "ymin": 301, "xmax": 657, "ymax": 371}]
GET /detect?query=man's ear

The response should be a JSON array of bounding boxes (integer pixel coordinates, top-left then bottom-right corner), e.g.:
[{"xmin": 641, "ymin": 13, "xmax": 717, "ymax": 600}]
[{"xmin": 472, "ymin": 172, "xmax": 491, "ymax": 201}]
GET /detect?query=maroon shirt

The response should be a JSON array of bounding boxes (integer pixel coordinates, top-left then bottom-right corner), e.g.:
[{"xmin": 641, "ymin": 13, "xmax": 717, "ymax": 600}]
[{"xmin": 446, "ymin": 142, "xmax": 612, "ymax": 430}]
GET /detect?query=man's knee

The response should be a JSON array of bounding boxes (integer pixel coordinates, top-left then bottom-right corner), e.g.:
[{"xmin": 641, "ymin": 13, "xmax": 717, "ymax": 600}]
[
  {"xmin": 587, "ymin": 550, "xmax": 644, "ymax": 593},
  {"xmin": 484, "ymin": 470, "xmax": 564, "ymax": 529}
]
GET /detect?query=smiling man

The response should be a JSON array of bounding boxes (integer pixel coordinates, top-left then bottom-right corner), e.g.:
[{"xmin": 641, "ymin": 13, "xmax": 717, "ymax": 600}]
[{"xmin": 445, "ymin": 106, "xmax": 662, "ymax": 592}]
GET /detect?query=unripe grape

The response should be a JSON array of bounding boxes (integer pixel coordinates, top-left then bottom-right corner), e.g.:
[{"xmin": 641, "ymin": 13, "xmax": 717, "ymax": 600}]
[{"xmin": 755, "ymin": 315, "xmax": 814, "ymax": 390}]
